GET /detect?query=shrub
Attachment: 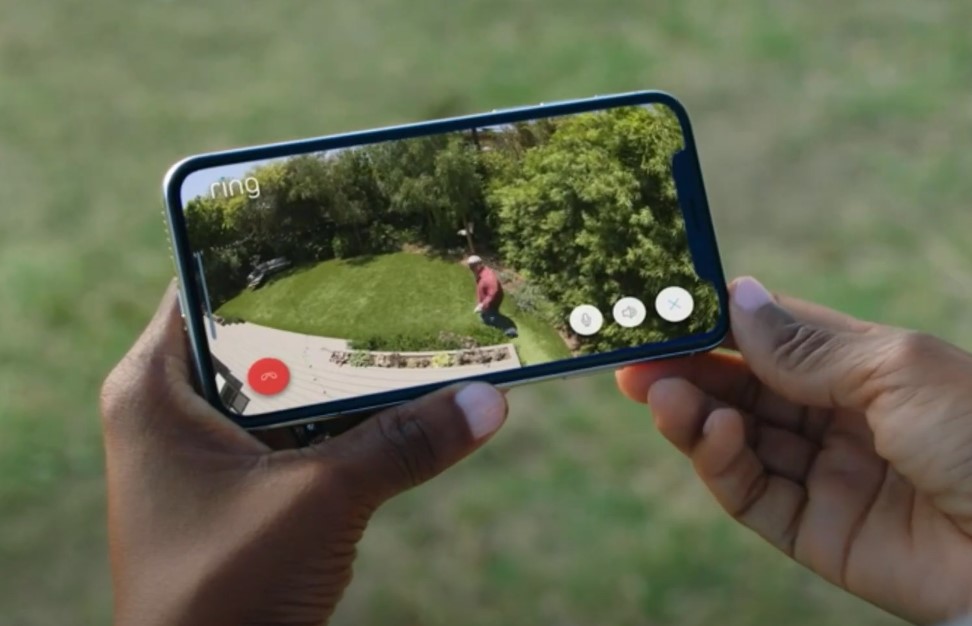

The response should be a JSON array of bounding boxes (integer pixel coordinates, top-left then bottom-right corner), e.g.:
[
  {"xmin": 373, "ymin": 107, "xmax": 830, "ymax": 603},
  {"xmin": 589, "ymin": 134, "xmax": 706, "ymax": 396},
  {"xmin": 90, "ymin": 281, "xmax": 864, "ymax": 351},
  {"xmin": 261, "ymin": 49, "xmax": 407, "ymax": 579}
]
[
  {"xmin": 431, "ymin": 353, "xmax": 455, "ymax": 368},
  {"xmin": 501, "ymin": 275, "xmax": 560, "ymax": 327},
  {"xmin": 487, "ymin": 106, "xmax": 720, "ymax": 352},
  {"xmin": 349, "ymin": 327, "xmax": 508, "ymax": 352},
  {"xmin": 331, "ymin": 233, "xmax": 353, "ymax": 259},
  {"xmin": 348, "ymin": 351, "xmax": 375, "ymax": 367}
]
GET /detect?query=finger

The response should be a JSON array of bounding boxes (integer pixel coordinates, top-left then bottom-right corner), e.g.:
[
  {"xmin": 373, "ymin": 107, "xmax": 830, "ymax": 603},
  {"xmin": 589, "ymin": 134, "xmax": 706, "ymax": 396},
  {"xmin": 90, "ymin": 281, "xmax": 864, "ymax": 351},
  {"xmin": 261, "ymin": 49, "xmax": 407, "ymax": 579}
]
[
  {"xmin": 728, "ymin": 276, "xmax": 893, "ymax": 412},
  {"xmin": 619, "ymin": 352, "xmax": 833, "ymax": 442},
  {"xmin": 619, "ymin": 275, "xmax": 886, "ymax": 436},
  {"xmin": 126, "ymin": 280, "xmax": 191, "ymax": 380},
  {"xmin": 754, "ymin": 424, "xmax": 820, "ymax": 484},
  {"xmin": 255, "ymin": 428, "xmax": 301, "ymax": 450},
  {"xmin": 617, "ymin": 281, "xmax": 871, "ymax": 423},
  {"xmin": 772, "ymin": 293, "xmax": 872, "ymax": 332},
  {"xmin": 100, "ymin": 282, "xmax": 263, "ymax": 451},
  {"xmin": 101, "ymin": 281, "xmax": 188, "ymax": 425},
  {"xmin": 647, "ymin": 378, "xmax": 809, "ymax": 554},
  {"xmin": 619, "ymin": 351, "xmax": 751, "ymax": 406},
  {"xmin": 692, "ymin": 407, "xmax": 809, "ymax": 556},
  {"xmin": 649, "ymin": 378, "xmax": 818, "ymax": 482},
  {"xmin": 648, "ymin": 377, "xmax": 735, "ymax": 455},
  {"xmin": 316, "ymin": 382, "xmax": 508, "ymax": 504},
  {"xmin": 720, "ymin": 285, "xmax": 873, "ymax": 352}
]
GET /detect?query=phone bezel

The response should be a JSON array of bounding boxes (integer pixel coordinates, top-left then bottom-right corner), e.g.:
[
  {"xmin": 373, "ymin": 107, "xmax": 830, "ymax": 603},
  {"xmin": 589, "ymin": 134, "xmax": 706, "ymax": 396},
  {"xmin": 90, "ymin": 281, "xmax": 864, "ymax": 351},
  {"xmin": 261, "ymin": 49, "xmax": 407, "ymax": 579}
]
[{"xmin": 163, "ymin": 90, "xmax": 730, "ymax": 431}]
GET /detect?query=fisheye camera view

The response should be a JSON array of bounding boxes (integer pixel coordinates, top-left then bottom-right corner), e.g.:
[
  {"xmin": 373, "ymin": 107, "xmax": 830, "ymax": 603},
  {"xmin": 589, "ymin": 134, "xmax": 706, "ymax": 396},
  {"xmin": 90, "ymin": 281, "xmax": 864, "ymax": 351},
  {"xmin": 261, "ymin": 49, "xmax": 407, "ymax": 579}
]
[{"xmin": 180, "ymin": 104, "xmax": 719, "ymax": 416}]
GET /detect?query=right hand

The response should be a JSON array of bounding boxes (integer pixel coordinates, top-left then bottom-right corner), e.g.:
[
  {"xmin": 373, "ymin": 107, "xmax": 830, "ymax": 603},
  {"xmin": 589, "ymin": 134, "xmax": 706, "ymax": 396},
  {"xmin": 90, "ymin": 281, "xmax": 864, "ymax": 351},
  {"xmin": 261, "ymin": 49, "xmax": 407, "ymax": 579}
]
[{"xmin": 617, "ymin": 277, "xmax": 972, "ymax": 625}]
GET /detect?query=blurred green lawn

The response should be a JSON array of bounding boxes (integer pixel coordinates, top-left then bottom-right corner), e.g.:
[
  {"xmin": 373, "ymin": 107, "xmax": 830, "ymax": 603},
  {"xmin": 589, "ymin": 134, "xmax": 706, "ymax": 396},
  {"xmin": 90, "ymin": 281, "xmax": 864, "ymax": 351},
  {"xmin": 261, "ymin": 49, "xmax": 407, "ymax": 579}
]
[{"xmin": 3, "ymin": 0, "xmax": 972, "ymax": 624}]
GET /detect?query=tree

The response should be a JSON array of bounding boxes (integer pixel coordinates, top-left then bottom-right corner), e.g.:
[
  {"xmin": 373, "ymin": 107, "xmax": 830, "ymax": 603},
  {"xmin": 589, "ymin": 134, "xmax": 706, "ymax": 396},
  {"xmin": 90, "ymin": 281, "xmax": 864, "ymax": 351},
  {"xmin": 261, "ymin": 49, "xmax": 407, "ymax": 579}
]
[
  {"xmin": 364, "ymin": 134, "xmax": 487, "ymax": 250},
  {"xmin": 182, "ymin": 104, "xmax": 720, "ymax": 341},
  {"xmin": 184, "ymin": 193, "xmax": 253, "ymax": 307},
  {"xmin": 322, "ymin": 149, "xmax": 375, "ymax": 256},
  {"xmin": 487, "ymin": 105, "xmax": 720, "ymax": 352}
]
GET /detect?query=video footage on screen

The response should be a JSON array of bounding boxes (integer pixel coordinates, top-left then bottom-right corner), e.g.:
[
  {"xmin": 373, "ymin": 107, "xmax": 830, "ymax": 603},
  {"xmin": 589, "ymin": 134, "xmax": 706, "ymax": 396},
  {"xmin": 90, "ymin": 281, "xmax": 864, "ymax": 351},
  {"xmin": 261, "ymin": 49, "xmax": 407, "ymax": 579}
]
[{"xmin": 179, "ymin": 103, "xmax": 719, "ymax": 417}]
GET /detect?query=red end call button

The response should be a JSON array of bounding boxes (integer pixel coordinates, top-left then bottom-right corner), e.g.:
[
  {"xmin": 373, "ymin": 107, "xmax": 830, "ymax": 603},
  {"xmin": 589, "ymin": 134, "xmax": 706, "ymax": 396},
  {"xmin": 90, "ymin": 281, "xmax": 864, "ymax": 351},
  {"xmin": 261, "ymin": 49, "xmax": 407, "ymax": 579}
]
[{"xmin": 247, "ymin": 358, "xmax": 290, "ymax": 396}]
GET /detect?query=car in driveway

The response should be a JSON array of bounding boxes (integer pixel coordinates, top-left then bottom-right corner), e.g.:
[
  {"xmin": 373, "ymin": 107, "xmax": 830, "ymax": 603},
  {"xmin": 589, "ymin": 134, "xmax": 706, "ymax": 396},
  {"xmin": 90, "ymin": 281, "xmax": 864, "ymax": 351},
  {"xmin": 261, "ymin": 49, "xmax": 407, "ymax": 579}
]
[{"xmin": 246, "ymin": 257, "xmax": 291, "ymax": 289}]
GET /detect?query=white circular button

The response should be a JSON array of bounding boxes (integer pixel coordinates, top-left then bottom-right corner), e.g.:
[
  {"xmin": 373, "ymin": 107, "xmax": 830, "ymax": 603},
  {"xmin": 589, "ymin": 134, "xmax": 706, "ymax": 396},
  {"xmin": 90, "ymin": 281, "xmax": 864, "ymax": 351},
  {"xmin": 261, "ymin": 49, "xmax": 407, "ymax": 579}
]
[
  {"xmin": 655, "ymin": 287, "xmax": 695, "ymax": 323},
  {"xmin": 612, "ymin": 297, "xmax": 647, "ymax": 328},
  {"xmin": 569, "ymin": 305, "xmax": 604, "ymax": 336}
]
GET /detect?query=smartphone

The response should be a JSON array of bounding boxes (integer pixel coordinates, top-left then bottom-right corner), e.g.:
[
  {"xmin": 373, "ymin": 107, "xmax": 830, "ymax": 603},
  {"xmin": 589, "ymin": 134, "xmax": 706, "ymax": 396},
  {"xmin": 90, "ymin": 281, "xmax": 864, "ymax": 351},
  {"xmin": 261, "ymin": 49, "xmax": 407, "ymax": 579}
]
[{"xmin": 163, "ymin": 90, "xmax": 729, "ymax": 433}]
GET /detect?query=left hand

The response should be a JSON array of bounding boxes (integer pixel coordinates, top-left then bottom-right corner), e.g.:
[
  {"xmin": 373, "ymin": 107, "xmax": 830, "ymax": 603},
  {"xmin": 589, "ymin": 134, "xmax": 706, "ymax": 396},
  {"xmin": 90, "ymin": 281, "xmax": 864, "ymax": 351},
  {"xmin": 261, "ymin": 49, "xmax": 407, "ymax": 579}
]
[
  {"xmin": 100, "ymin": 282, "xmax": 508, "ymax": 626},
  {"xmin": 474, "ymin": 303, "xmax": 484, "ymax": 314}
]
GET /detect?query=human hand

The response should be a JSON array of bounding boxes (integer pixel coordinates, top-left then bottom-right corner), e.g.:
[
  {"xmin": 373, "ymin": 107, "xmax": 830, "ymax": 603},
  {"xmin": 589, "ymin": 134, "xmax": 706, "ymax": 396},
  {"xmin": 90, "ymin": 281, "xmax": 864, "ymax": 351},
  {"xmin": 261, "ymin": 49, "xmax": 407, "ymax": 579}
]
[
  {"xmin": 617, "ymin": 277, "xmax": 972, "ymax": 625},
  {"xmin": 100, "ymin": 283, "xmax": 508, "ymax": 626},
  {"xmin": 474, "ymin": 303, "xmax": 484, "ymax": 314}
]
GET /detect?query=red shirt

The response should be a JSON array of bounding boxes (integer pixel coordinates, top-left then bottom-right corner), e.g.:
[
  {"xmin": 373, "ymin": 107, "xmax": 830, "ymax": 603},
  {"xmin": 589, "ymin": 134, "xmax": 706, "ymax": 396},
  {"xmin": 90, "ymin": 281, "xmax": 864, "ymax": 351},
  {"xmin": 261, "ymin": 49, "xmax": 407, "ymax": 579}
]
[{"xmin": 476, "ymin": 267, "xmax": 503, "ymax": 310}]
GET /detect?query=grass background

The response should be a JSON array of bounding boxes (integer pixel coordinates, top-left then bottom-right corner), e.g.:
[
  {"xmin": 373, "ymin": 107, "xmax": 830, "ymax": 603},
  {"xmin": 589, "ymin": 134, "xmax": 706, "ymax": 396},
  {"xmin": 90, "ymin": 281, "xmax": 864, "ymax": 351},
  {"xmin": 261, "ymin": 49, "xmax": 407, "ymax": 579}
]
[
  {"xmin": 2, "ymin": 0, "xmax": 972, "ymax": 624},
  {"xmin": 217, "ymin": 252, "xmax": 571, "ymax": 365}
]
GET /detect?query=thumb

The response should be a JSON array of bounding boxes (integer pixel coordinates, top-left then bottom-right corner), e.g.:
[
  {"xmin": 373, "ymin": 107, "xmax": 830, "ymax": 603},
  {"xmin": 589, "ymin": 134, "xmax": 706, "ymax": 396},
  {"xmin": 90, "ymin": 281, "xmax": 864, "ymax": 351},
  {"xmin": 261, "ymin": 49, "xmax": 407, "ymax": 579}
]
[
  {"xmin": 317, "ymin": 382, "xmax": 508, "ymax": 504},
  {"xmin": 729, "ymin": 276, "xmax": 887, "ymax": 412}
]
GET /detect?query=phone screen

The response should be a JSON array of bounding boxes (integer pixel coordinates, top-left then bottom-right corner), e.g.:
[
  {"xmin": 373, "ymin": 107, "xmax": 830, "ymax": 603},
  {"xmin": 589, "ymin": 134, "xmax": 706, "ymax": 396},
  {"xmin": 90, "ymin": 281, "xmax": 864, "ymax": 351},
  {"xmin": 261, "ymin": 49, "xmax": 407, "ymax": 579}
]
[{"xmin": 173, "ymin": 98, "xmax": 725, "ymax": 421}]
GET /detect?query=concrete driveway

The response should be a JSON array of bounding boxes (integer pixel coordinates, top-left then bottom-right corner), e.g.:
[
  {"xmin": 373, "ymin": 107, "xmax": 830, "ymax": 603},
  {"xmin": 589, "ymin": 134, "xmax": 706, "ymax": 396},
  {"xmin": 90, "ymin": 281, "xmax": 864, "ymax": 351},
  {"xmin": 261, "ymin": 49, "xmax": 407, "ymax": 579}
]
[{"xmin": 208, "ymin": 319, "xmax": 521, "ymax": 415}]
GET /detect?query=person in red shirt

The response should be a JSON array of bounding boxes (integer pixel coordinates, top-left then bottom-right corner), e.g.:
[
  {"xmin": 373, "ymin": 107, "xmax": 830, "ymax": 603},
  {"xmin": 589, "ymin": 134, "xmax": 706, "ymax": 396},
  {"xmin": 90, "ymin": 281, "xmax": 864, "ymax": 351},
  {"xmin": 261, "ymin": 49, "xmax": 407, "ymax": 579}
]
[
  {"xmin": 469, "ymin": 256, "xmax": 503, "ymax": 314},
  {"xmin": 467, "ymin": 255, "xmax": 518, "ymax": 338}
]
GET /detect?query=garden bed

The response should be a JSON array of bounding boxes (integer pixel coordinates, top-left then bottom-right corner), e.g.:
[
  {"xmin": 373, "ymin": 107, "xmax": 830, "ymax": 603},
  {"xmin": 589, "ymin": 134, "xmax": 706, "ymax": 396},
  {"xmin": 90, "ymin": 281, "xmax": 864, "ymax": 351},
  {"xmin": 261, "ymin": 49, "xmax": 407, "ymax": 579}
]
[{"xmin": 329, "ymin": 345, "xmax": 514, "ymax": 369}]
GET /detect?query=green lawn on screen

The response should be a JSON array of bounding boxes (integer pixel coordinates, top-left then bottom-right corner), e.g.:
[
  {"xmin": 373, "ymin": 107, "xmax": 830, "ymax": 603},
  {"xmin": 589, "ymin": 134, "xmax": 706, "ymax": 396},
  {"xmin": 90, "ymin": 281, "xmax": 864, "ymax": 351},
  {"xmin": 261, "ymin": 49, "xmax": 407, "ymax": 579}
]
[{"xmin": 216, "ymin": 252, "xmax": 571, "ymax": 365}]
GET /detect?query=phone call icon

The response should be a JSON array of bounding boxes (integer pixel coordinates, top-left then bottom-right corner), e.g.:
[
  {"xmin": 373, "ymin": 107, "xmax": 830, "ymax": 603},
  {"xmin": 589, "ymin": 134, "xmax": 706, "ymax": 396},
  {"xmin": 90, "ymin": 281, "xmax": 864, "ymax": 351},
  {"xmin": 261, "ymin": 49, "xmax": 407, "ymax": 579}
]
[{"xmin": 248, "ymin": 358, "xmax": 291, "ymax": 396}]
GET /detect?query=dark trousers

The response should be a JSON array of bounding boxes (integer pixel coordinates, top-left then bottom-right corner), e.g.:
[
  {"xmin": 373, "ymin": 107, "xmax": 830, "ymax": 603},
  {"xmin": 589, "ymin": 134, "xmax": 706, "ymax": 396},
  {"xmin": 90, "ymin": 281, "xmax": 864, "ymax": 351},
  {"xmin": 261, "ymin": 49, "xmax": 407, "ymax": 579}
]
[{"xmin": 481, "ymin": 307, "xmax": 518, "ymax": 337}]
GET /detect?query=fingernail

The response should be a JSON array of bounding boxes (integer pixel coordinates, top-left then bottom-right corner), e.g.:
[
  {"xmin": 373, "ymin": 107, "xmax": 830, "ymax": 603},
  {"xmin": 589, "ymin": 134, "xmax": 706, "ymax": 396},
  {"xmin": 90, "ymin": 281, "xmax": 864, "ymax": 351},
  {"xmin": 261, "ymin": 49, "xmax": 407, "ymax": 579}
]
[
  {"xmin": 703, "ymin": 410, "xmax": 725, "ymax": 437},
  {"xmin": 732, "ymin": 277, "xmax": 773, "ymax": 312},
  {"xmin": 455, "ymin": 383, "xmax": 507, "ymax": 440}
]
